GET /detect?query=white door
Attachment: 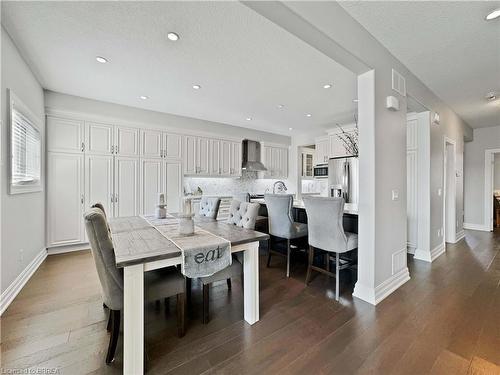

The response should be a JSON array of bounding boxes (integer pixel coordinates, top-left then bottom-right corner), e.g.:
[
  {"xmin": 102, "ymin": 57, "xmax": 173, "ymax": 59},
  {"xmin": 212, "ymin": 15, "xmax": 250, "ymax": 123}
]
[
  {"xmin": 114, "ymin": 157, "xmax": 140, "ymax": 217},
  {"xmin": 47, "ymin": 117, "xmax": 84, "ymax": 154},
  {"xmin": 86, "ymin": 154, "xmax": 114, "ymax": 216},
  {"xmin": 115, "ymin": 126, "xmax": 139, "ymax": 156},
  {"xmin": 230, "ymin": 142, "xmax": 242, "ymax": 176},
  {"xmin": 165, "ymin": 161, "xmax": 182, "ymax": 213},
  {"xmin": 141, "ymin": 130, "xmax": 163, "ymax": 159},
  {"xmin": 220, "ymin": 141, "xmax": 231, "ymax": 176},
  {"xmin": 209, "ymin": 139, "xmax": 221, "ymax": 175},
  {"xmin": 184, "ymin": 136, "xmax": 197, "ymax": 174},
  {"xmin": 164, "ymin": 133, "xmax": 182, "ymax": 159},
  {"xmin": 140, "ymin": 158, "xmax": 163, "ymax": 215},
  {"xmin": 197, "ymin": 137, "xmax": 210, "ymax": 175},
  {"xmin": 86, "ymin": 122, "xmax": 114, "ymax": 155},
  {"xmin": 47, "ymin": 152, "xmax": 84, "ymax": 246}
]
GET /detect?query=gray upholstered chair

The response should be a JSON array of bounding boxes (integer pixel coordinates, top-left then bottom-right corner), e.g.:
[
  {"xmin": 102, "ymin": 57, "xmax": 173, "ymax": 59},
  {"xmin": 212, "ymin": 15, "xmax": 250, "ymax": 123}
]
[
  {"xmin": 84, "ymin": 208, "xmax": 186, "ymax": 364},
  {"xmin": 233, "ymin": 193, "xmax": 268, "ymax": 231},
  {"xmin": 198, "ymin": 197, "xmax": 221, "ymax": 219},
  {"xmin": 198, "ymin": 199, "xmax": 260, "ymax": 323},
  {"xmin": 302, "ymin": 196, "xmax": 358, "ymax": 301},
  {"xmin": 264, "ymin": 194, "xmax": 308, "ymax": 277}
]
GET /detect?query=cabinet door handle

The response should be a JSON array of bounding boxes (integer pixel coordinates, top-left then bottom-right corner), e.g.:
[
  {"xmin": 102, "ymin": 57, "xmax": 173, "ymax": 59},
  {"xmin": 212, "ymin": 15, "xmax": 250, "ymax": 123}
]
[
  {"xmin": 164, "ymin": 147, "xmax": 167, "ymax": 157},
  {"xmin": 81, "ymin": 195, "xmax": 84, "ymax": 205},
  {"xmin": 111, "ymin": 145, "xmax": 114, "ymax": 154},
  {"xmin": 111, "ymin": 194, "xmax": 114, "ymax": 203},
  {"xmin": 115, "ymin": 194, "xmax": 118, "ymax": 203},
  {"xmin": 116, "ymin": 145, "xmax": 119, "ymax": 154},
  {"xmin": 81, "ymin": 142, "xmax": 85, "ymax": 152}
]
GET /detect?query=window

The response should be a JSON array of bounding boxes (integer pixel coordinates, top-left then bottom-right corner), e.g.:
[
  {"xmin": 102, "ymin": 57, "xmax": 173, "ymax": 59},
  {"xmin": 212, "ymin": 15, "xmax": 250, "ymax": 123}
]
[{"xmin": 9, "ymin": 90, "xmax": 42, "ymax": 194}]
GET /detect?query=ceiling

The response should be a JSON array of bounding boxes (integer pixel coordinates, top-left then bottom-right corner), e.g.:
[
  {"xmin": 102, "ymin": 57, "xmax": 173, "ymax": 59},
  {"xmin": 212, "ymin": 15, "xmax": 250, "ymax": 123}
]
[
  {"xmin": 1, "ymin": 1, "xmax": 358, "ymax": 135},
  {"xmin": 340, "ymin": 1, "xmax": 500, "ymax": 129}
]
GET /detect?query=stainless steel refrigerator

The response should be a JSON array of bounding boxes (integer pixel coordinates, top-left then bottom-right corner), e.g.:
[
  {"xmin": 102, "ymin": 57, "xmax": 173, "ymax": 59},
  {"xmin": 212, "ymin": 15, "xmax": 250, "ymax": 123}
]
[{"xmin": 328, "ymin": 156, "xmax": 359, "ymax": 204}]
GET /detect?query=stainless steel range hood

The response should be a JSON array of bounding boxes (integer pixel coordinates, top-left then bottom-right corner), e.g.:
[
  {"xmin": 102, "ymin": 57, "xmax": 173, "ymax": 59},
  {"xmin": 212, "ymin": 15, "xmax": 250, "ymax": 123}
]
[{"xmin": 242, "ymin": 140, "xmax": 267, "ymax": 171}]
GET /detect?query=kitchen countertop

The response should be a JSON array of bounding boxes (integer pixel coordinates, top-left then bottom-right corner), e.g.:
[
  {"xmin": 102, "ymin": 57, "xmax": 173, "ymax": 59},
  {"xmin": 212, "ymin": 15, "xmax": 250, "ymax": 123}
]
[{"xmin": 251, "ymin": 198, "xmax": 358, "ymax": 216}]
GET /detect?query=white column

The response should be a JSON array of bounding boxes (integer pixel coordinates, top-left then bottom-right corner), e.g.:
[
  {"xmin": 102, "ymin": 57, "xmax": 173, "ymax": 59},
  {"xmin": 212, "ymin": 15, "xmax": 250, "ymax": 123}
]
[
  {"xmin": 243, "ymin": 241, "xmax": 260, "ymax": 324},
  {"xmin": 123, "ymin": 264, "xmax": 144, "ymax": 374}
]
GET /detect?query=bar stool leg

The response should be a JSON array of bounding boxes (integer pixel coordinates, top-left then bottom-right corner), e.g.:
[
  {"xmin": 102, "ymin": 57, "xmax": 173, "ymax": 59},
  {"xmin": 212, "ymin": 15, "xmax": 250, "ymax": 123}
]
[
  {"xmin": 266, "ymin": 238, "xmax": 272, "ymax": 268},
  {"xmin": 286, "ymin": 239, "xmax": 291, "ymax": 278},
  {"xmin": 335, "ymin": 252, "xmax": 340, "ymax": 301},
  {"xmin": 305, "ymin": 245, "xmax": 314, "ymax": 285}
]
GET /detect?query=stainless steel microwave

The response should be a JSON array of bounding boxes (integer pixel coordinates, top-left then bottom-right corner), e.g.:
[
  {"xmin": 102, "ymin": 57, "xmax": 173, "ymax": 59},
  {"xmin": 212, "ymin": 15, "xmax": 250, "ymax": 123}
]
[{"xmin": 313, "ymin": 163, "xmax": 328, "ymax": 179}]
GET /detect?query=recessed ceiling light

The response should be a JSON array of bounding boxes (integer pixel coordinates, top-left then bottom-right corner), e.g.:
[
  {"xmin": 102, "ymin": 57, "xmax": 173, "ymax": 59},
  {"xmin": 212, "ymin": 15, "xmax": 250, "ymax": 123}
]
[
  {"xmin": 192, "ymin": 84, "xmax": 201, "ymax": 90},
  {"xmin": 306, "ymin": 114, "xmax": 312, "ymax": 117},
  {"xmin": 96, "ymin": 56, "xmax": 108, "ymax": 64},
  {"xmin": 353, "ymin": 99, "xmax": 359, "ymax": 103},
  {"xmin": 485, "ymin": 8, "xmax": 500, "ymax": 20},
  {"xmin": 139, "ymin": 95, "xmax": 149, "ymax": 100},
  {"xmin": 246, "ymin": 117, "xmax": 252, "ymax": 121},
  {"xmin": 323, "ymin": 84, "xmax": 332, "ymax": 89},
  {"xmin": 277, "ymin": 104, "xmax": 284, "ymax": 109},
  {"xmin": 167, "ymin": 32, "xmax": 180, "ymax": 41},
  {"xmin": 288, "ymin": 127, "xmax": 293, "ymax": 131}
]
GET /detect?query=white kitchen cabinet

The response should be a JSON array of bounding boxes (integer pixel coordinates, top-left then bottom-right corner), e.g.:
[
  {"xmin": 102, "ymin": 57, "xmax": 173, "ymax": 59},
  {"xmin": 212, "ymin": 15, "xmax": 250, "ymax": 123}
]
[
  {"xmin": 184, "ymin": 135, "xmax": 197, "ymax": 175},
  {"xmin": 220, "ymin": 141, "xmax": 231, "ymax": 176},
  {"xmin": 209, "ymin": 139, "xmax": 221, "ymax": 175},
  {"xmin": 47, "ymin": 117, "xmax": 84, "ymax": 154},
  {"xmin": 85, "ymin": 154, "xmax": 114, "ymax": 215},
  {"xmin": 47, "ymin": 152, "xmax": 85, "ymax": 246},
  {"xmin": 314, "ymin": 137, "xmax": 329, "ymax": 164},
  {"xmin": 114, "ymin": 157, "xmax": 140, "ymax": 217},
  {"xmin": 164, "ymin": 133, "xmax": 182, "ymax": 159},
  {"xmin": 261, "ymin": 145, "xmax": 288, "ymax": 179},
  {"xmin": 85, "ymin": 122, "xmax": 114, "ymax": 155},
  {"xmin": 330, "ymin": 134, "xmax": 346, "ymax": 158},
  {"xmin": 301, "ymin": 149, "xmax": 315, "ymax": 178},
  {"xmin": 140, "ymin": 158, "xmax": 163, "ymax": 215},
  {"xmin": 141, "ymin": 129, "xmax": 163, "ymax": 158},
  {"xmin": 196, "ymin": 137, "xmax": 210, "ymax": 175},
  {"xmin": 164, "ymin": 161, "xmax": 182, "ymax": 213},
  {"xmin": 115, "ymin": 126, "xmax": 139, "ymax": 156},
  {"xmin": 230, "ymin": 141, "xmax": 242, "ymax": 177}
]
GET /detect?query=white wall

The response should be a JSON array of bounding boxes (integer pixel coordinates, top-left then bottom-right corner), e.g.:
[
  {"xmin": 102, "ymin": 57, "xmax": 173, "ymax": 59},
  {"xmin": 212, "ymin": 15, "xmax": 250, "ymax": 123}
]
[
  {"xmin": 464, "ymin": 125, "xmax": 500, "ymax": 227},
  {"xmin": 494, "ymin": 153, "xmax": 500, "ymax": 192},
  {"xmin": 1, "ymin": 28, "xmax": 45, "ymax": 294},
  {"xmin": 45, "ymin": 91, "xmax": 290, "ymax": 146}
]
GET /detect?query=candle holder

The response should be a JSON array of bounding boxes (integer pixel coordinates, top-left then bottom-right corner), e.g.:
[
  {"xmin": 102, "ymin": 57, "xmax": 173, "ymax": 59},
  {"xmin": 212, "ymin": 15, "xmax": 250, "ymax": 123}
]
[{"xmin": 178, "ymin": 213, "xmax": 195, "ymax": 236}]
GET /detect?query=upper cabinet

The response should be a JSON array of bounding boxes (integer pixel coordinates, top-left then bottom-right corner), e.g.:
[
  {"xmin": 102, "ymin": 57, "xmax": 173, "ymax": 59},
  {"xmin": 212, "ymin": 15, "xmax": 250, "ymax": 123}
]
[
  {"xmin": 164, "ymin": 133, "xmax": 182, "ymax": 159},
  {"xmin": 261, "ymin": 144, "xmax": 288, "ymax": 179},
  {"xmin": 315, "ymin": 125, "xmax": 358, "ymax": 162},
  {"xmin": 86, "ymin": 122, "xmax": 114, "ymax": 155},
  {"xmin": 314, "ymin": 136, "xmax": 329, "ymax": 165},
  {"xmin": 115, "ymin": 126, "xmax": 140, "ymax": 156},
  {"xmin": 141, "ymin": 130, "xmax": 182, "ymax": 159},
  {"xmin": 47, "ymin": 117, "xmax": 85, "ymax": 153}
]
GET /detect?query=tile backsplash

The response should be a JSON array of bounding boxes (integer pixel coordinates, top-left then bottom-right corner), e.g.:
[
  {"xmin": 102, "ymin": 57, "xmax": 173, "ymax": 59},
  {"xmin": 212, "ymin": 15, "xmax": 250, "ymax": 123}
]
[
  {"xmin": 301, "ymin": 179, "xmax": 328, "ymax": 196},
  {"xmin": 184, "ymin": 171, "xmax": 291, "ymax": 196}
]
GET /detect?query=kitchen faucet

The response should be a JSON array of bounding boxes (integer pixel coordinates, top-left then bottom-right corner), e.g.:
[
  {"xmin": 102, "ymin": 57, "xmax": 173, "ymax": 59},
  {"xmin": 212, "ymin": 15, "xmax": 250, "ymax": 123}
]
[{"xmin": 272, "ymin": 180, "xmax": 287, "ymax": 194}]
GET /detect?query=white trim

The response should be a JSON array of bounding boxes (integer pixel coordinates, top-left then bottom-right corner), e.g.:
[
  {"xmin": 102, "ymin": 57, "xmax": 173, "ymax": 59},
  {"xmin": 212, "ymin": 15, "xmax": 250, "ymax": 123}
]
[
  {"xmin": 353, "ymin": 267, "xmax": 410, "ymax": 306},
  {"xmin": 45, "ymin": 108, "xmax": 245, "ymax": 144},
  {"xmin": 1, "ymin": 248, "xmax": 47, "ymax": 315},
  {"xmin": 443, "ymin": 137, "xmax": 456, "ymax": 244},
  {"xmin": 47, "ymin": 243, "xmax": 90, "ymax": 255},
  {"xmin": 463, "ymin": 223, "xmax": 490, "ymax": 232},
  {"xmin": 414, "ymin": 241, "xmax": 445, "ymax": 263},
  {"xmin": 455, "ymin": 230, "xmax": 465, "ymax": 242},
  {"xmin": 484, "ymin": 149, "xmax": 500, "ymax": 232}
]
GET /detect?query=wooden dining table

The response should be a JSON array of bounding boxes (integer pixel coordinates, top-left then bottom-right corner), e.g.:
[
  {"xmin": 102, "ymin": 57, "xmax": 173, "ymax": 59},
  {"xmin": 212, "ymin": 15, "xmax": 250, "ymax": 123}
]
[{"xmin": 108, "ymin": 215, "xmax": 269, "ymax": 375}]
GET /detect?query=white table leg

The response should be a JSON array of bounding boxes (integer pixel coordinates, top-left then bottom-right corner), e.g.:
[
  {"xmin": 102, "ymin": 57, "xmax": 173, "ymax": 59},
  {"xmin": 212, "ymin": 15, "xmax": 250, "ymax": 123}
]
[
  {"xmin": 123, "ymin": 264, "xmax": 144, "ymax": 374},
  {"xmin": 243, "ymin": 241, "xmax": 260, "ymax": 324}
]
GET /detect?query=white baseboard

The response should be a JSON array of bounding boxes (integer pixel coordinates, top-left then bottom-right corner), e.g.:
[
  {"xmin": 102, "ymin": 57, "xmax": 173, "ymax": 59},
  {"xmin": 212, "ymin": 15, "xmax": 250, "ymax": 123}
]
[
  {"xmin": 353, "ymin": 267, "xmax": 410, "ymax": 306},
  {"xmin": 47, "ymin": 243, "xmax": 90, "ymax": 255},
  {"xmin": 1, "ymin": 248, "xmax": 47, "ymax": 315},
  {"xmin": 414, "ymin": 242, "xmax": 445, "ymax": 263},
  {"xmin": 463, "ymin": 223, "xmax": 490, "ymax": 232},
  {"xmin": 455, "ymin": 230, "xmax": 465, "ymax": 242}
]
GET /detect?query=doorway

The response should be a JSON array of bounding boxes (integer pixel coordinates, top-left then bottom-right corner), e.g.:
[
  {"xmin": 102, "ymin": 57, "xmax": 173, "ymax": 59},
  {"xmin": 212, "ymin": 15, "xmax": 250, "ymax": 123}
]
[
  {"xmin": 443, "ymin": 138, "xmax": 456, "ymax": 243},
  {"xmin": 484, "ymin": 149, "xmax": 500, "ymax": 231}
]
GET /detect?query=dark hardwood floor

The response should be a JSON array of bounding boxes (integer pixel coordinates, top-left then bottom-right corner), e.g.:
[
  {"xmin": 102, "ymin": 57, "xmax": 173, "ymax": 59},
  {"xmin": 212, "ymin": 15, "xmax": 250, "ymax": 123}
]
[{"xmin": 1, "ymin": 229, "xmax": 499, "ymax": 374}]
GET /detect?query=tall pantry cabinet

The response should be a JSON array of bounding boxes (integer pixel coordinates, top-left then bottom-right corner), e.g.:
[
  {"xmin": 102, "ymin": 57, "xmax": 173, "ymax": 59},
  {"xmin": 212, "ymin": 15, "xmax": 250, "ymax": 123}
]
[{"xmin": 46, "ymin": 115, "xmax": 182, "ymax": 248}]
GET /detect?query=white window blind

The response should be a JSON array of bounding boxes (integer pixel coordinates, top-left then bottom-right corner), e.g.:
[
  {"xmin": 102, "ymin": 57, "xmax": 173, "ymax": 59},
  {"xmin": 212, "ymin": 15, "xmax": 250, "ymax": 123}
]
[{"xmin": 9, "ymin": 90, "xmax": 42, "ymax": 193}]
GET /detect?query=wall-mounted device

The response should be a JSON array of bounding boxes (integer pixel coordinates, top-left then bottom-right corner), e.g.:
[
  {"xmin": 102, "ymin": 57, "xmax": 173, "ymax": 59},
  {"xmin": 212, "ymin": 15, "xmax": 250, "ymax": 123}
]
[
  {"xmin": 433, "ymin": 112, "xmax": 440, "ymax": 125},
  {"xmin": 313, "ymin": 163, "xmax": 328, "ymax": 179},
  {"xmin": 386, "ymin": 96, "xmax": 400, "ymax": 111}
]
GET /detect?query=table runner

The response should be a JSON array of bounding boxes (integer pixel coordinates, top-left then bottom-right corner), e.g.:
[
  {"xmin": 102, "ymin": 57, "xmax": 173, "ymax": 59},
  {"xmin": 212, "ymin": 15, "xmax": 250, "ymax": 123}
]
[{"xmin": 141, "ymin": 214, "xmax": 232, "ymax": 278}]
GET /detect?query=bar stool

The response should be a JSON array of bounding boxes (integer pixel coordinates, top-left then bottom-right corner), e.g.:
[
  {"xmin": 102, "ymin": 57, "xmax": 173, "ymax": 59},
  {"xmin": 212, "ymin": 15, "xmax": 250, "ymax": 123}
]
[
  {"xmin": 302, "ymin": 196, "xmax": 358, "ymax": 301},
  {"xmin": 197, "ymin": 197, "xmax": 221, "ymax": 219},
  {"xmin": 264, "ymin": 194, "xmax": 308, "ymax": 277},
  {"xmin": 233, "ymin": 192, "xmax": 268, "ymax": 231}
]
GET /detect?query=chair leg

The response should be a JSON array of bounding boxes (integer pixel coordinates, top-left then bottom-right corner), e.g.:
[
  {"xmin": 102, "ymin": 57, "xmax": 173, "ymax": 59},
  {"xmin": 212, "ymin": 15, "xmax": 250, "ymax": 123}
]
[
  {"xmin": 305, "ymin": 246, "xmax": 314, "ymax": 285},
  {"xmin": 202, "ymin": 284, "xmax": 210, "ymax": 324},
  {"xmin": 266, "ymin": 238, "xmax": 272, "ymax": 268},
  {"xmin": 176, "ymin": 293, "xmax": 186, "ymax": 337},
  {"xmin": 106, "ymin": 309, "xmax": 120, "ymax": 364},
  {"xmin": 155, "ymin": 300, "xmax": 161, "ymax": 311},
  {"xmin": 335, "ymin": 252, "xmax": 340, "ymax": 301},
  {"xmin": 106, "ymin": 310, "xmax": 112, "ymax": 332},
  {"xmin": 226, "ymin": 278, "xmax": 232, "ymax": 290},
  {"xmin": 286, "ymin": 239, "xmax": 291, "ymax": 278},
  {"xmin": 325, "ymin": 252, "xmax": 330, "ymax": 275}
]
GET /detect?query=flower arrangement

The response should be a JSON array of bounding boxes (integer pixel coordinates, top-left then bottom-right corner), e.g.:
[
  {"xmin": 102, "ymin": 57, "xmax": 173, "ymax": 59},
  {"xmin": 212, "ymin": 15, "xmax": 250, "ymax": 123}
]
[{"xmin": 336, "ymin": 114, "xmax": 359, "ymax": 156}]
